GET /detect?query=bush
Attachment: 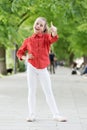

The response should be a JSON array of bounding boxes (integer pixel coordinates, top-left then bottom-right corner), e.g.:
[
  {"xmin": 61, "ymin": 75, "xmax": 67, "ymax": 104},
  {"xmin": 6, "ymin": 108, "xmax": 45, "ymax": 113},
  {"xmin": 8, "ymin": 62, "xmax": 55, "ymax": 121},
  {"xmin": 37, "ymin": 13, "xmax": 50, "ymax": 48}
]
[{"xmin": 18, "ymin": 61, "xmax": 26, "ymax": 72}]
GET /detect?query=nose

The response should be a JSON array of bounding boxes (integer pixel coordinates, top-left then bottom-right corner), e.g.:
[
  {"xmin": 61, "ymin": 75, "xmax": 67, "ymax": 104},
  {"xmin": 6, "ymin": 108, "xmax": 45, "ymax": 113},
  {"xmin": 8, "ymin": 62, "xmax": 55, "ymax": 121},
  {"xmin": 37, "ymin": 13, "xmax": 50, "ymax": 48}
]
[{"xmin": 37, "ymin": 24, "xmax": 40, "ymax": 28}]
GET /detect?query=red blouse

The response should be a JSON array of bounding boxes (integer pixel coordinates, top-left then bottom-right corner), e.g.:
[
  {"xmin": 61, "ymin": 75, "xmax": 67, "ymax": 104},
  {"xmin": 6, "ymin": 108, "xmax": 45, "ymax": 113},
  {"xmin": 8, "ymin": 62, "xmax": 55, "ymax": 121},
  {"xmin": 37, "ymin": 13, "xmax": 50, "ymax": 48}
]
[{"xmin": 17, "ymin": 33, "xmax": 58, "ymax": 69}]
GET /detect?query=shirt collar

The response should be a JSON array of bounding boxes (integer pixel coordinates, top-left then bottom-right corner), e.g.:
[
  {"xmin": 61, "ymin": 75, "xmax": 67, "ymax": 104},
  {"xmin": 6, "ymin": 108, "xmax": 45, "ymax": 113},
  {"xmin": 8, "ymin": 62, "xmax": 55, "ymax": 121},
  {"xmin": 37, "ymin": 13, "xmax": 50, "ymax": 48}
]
[{"xmin": 32, "ymin": 33, "xmax": 43, "ymax": 38}]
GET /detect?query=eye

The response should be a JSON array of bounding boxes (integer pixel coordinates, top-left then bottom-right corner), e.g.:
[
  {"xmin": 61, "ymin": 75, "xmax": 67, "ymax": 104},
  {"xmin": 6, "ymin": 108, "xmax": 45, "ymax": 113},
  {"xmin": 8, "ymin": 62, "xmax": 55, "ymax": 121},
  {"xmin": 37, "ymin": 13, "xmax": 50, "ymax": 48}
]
[
  {"xmin": 40, "ymin": 24, "xmax": 43, "ymax": 27},
  {"xmin": 36, "ymin": 22, "xmax": 39, "ymax": 25}
]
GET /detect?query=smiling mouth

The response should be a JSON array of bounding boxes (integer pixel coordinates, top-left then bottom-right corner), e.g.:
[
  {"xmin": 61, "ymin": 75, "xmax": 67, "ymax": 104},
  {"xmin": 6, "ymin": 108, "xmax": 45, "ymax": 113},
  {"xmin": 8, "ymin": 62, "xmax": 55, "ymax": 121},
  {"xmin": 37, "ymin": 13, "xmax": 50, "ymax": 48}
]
[{"xmin": 35, "ymin": 27, "xmax": 40, "ymax": 31}]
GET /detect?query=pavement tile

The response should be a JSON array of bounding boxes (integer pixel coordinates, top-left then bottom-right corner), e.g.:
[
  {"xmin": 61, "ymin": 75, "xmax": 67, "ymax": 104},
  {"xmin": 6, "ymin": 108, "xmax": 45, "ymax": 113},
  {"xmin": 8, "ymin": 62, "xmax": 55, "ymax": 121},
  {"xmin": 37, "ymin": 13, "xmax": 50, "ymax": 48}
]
[
  {"xmin": 0, "ymin": 67, "xmax": 87, "ymax": 130},
  {"xmin": 57, "ymin": 123, "xmax": 83, "ymax": 130}
]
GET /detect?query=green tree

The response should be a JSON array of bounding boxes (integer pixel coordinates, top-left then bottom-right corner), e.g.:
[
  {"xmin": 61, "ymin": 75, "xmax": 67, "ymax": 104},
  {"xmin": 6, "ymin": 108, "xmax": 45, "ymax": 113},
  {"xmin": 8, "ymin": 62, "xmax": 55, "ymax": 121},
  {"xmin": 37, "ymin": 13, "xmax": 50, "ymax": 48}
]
[{"xmin": 0, "ymin": 0, "xmax": 87, "ymax": 75}]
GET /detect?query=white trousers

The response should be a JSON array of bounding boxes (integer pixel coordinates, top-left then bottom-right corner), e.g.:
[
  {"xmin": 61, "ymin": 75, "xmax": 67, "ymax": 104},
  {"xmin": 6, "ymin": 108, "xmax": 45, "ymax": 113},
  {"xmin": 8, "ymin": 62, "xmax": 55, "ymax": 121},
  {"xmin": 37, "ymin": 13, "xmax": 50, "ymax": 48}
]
[{"xmin": 27, "ymin": 63, "xmax": 59, "ymax": 117}]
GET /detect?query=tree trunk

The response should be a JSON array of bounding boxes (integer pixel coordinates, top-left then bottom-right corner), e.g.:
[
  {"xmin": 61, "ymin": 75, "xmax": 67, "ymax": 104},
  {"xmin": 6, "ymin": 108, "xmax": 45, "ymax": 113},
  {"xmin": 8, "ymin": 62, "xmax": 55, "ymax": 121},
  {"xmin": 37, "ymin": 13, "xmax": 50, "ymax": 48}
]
[
  {"xmin": 0, "ymin": 47, "xmax": 7, "ymax": 75},
  {"xmin": 69, "ymin": 53, "xmax": 74, "ymax": 66}
]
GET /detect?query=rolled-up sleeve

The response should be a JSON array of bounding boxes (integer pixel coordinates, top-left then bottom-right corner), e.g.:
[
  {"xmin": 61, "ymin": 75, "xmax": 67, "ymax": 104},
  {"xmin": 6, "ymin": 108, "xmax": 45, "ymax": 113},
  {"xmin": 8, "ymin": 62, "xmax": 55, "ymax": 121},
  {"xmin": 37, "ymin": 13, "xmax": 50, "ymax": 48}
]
[
  {"xmin": 16, "ymin": 39, "xmax": 28, "ymax": 60},
  {"xmin": 48, "ymin": 34, "xmax": 59, "ymax": 44}
]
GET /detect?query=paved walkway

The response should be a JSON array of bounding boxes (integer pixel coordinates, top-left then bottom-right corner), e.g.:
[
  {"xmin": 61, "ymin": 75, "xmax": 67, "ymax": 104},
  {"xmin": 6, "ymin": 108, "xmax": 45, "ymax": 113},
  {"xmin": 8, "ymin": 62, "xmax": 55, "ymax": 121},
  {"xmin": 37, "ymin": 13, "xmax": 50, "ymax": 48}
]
[{"xmin": 0, "ymin": 66, "xmax": 87, "ymax": 130}]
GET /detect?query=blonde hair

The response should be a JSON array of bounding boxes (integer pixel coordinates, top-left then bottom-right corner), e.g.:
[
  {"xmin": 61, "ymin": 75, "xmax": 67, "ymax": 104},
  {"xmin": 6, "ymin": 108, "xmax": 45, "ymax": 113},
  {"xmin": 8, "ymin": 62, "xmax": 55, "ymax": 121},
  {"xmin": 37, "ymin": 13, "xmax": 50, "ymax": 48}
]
[{"xmin": 34, "ymin": 17, "xmax": 48, "ymax": 33}]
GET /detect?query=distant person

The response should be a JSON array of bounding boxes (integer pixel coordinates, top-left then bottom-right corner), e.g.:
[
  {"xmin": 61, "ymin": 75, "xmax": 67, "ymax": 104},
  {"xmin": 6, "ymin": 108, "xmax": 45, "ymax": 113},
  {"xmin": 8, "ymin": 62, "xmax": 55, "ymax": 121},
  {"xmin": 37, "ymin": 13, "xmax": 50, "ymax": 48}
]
[
  {"xmin": 54, "ymin": 56, "xmax": 58, "ymax": 68},
  {"xmin": 17, "ymin": 17, "xmax": 67, "ymax": 122},
  {"xmin": 71, "ymin": 62, "xmax": 77, "ymax": 75},
  {"xmin": 49, "ymin": 50, "xmax": 55, "ymax": 74},
  {"xmin": 81, "ymin": 64, "xmax": 87, "ymax": 75}
]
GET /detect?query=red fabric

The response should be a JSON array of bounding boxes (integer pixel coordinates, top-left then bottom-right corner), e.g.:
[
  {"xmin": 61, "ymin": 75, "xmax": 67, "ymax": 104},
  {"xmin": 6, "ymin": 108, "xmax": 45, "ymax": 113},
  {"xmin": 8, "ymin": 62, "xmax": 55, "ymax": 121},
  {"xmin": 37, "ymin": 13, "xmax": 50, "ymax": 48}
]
[{"xmin": 17, "ymin": 33, "xmax": 59, "ymax": 69}]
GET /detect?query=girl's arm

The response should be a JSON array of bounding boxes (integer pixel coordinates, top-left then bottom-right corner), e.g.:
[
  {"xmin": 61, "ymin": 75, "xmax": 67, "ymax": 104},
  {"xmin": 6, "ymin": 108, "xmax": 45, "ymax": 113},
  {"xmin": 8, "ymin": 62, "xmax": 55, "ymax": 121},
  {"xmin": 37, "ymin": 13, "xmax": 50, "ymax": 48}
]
[
  {"xmin": 17, "ymin": 38, "xmax": 34, "ymax": 61},
  {"xmin": 47, "ymin": 23, "xmax": 59, "ymax": 44},
  {"xmin": 16, "ymin": 39, "xmax": 27, "ymax": 60}
]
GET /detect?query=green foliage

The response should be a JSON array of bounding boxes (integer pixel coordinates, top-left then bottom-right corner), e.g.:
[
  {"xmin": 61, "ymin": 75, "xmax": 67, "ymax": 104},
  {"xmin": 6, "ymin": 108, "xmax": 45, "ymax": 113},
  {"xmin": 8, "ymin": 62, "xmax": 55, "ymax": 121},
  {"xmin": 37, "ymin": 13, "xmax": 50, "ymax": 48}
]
[
  {"xmin": 0, "ymin": 0, "xmax": 87, "ymax": 65},
  {"xmin": 18, "ymin": 61, "xmax": 26, "ymax": 72}
]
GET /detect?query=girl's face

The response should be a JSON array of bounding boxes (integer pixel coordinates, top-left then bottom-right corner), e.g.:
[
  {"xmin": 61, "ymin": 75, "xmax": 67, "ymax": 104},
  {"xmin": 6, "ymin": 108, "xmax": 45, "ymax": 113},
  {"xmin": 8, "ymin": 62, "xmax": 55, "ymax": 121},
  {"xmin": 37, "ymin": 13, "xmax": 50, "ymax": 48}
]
[{"xmin": 33, "ymin": 18, "xmax": 46, "ymax": 34}]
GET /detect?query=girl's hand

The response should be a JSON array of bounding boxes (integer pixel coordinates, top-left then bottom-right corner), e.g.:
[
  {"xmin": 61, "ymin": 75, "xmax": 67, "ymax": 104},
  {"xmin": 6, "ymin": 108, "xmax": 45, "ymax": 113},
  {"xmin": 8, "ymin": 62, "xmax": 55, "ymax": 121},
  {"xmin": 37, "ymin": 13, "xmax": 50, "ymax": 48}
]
[
  {"xmin": 22, "ymin": 54, "xmax": 34, "ymax": 60},
  {"xmin": 50, "ymin": 22, "xmax": 57, "ymax": 37},
  {"xmin": 27, "ymin": 54, "xmax": 34, "ymax": 60}
]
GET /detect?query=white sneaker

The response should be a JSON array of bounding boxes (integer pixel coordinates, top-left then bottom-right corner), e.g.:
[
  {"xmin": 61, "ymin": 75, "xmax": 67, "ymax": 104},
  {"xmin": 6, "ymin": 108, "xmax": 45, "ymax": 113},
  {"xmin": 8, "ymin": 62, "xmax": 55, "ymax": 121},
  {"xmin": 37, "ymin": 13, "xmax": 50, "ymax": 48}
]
[
  {"xmin": 53, "ymin": 115, "xmax": 67, "ymax": 122},
  {"xmin": 27, "ymin": 118, "xmax": 35, "ymax": 122},
  {"xmin": 26, "ymin": 115, "xmax": 36, "ymax": 122}
]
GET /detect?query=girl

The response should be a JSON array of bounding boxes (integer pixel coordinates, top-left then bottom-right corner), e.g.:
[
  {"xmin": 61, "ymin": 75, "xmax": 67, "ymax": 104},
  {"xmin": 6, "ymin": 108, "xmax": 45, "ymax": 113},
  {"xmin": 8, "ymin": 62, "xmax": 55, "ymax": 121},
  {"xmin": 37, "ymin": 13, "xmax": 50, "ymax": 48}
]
[{"xmin": 17, "ymin": 17, "xmax": 67, "ymax": 122}]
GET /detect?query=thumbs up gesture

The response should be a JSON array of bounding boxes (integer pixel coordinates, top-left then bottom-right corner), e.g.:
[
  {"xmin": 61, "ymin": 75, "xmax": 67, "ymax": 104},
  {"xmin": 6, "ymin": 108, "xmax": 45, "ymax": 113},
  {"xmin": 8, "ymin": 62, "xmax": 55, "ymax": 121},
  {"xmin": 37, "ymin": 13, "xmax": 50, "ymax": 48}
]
[{"xmin": 50, "ymin": 22, "xmax": 57, "ymax": 37}]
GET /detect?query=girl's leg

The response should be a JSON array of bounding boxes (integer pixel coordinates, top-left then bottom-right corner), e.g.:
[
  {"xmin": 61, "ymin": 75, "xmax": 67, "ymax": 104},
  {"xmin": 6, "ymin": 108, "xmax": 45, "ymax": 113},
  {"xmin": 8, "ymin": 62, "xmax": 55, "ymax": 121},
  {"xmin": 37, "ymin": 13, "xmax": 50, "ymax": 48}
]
[
  {"xmin": 27, "ymin": 64, "xmax": 37, "ymax": 118},
  {"xmin": 38, "ymin": 68, "xmax": 59, "ymax": 117}
]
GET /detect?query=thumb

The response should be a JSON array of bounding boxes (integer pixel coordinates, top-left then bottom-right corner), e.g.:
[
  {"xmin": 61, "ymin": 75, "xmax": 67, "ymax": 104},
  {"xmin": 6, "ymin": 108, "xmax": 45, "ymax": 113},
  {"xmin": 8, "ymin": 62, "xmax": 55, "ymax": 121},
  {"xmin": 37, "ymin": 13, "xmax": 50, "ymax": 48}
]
[{"xmin": 51, "ymin": 21, "xmax": 53, "ymax": 27}]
